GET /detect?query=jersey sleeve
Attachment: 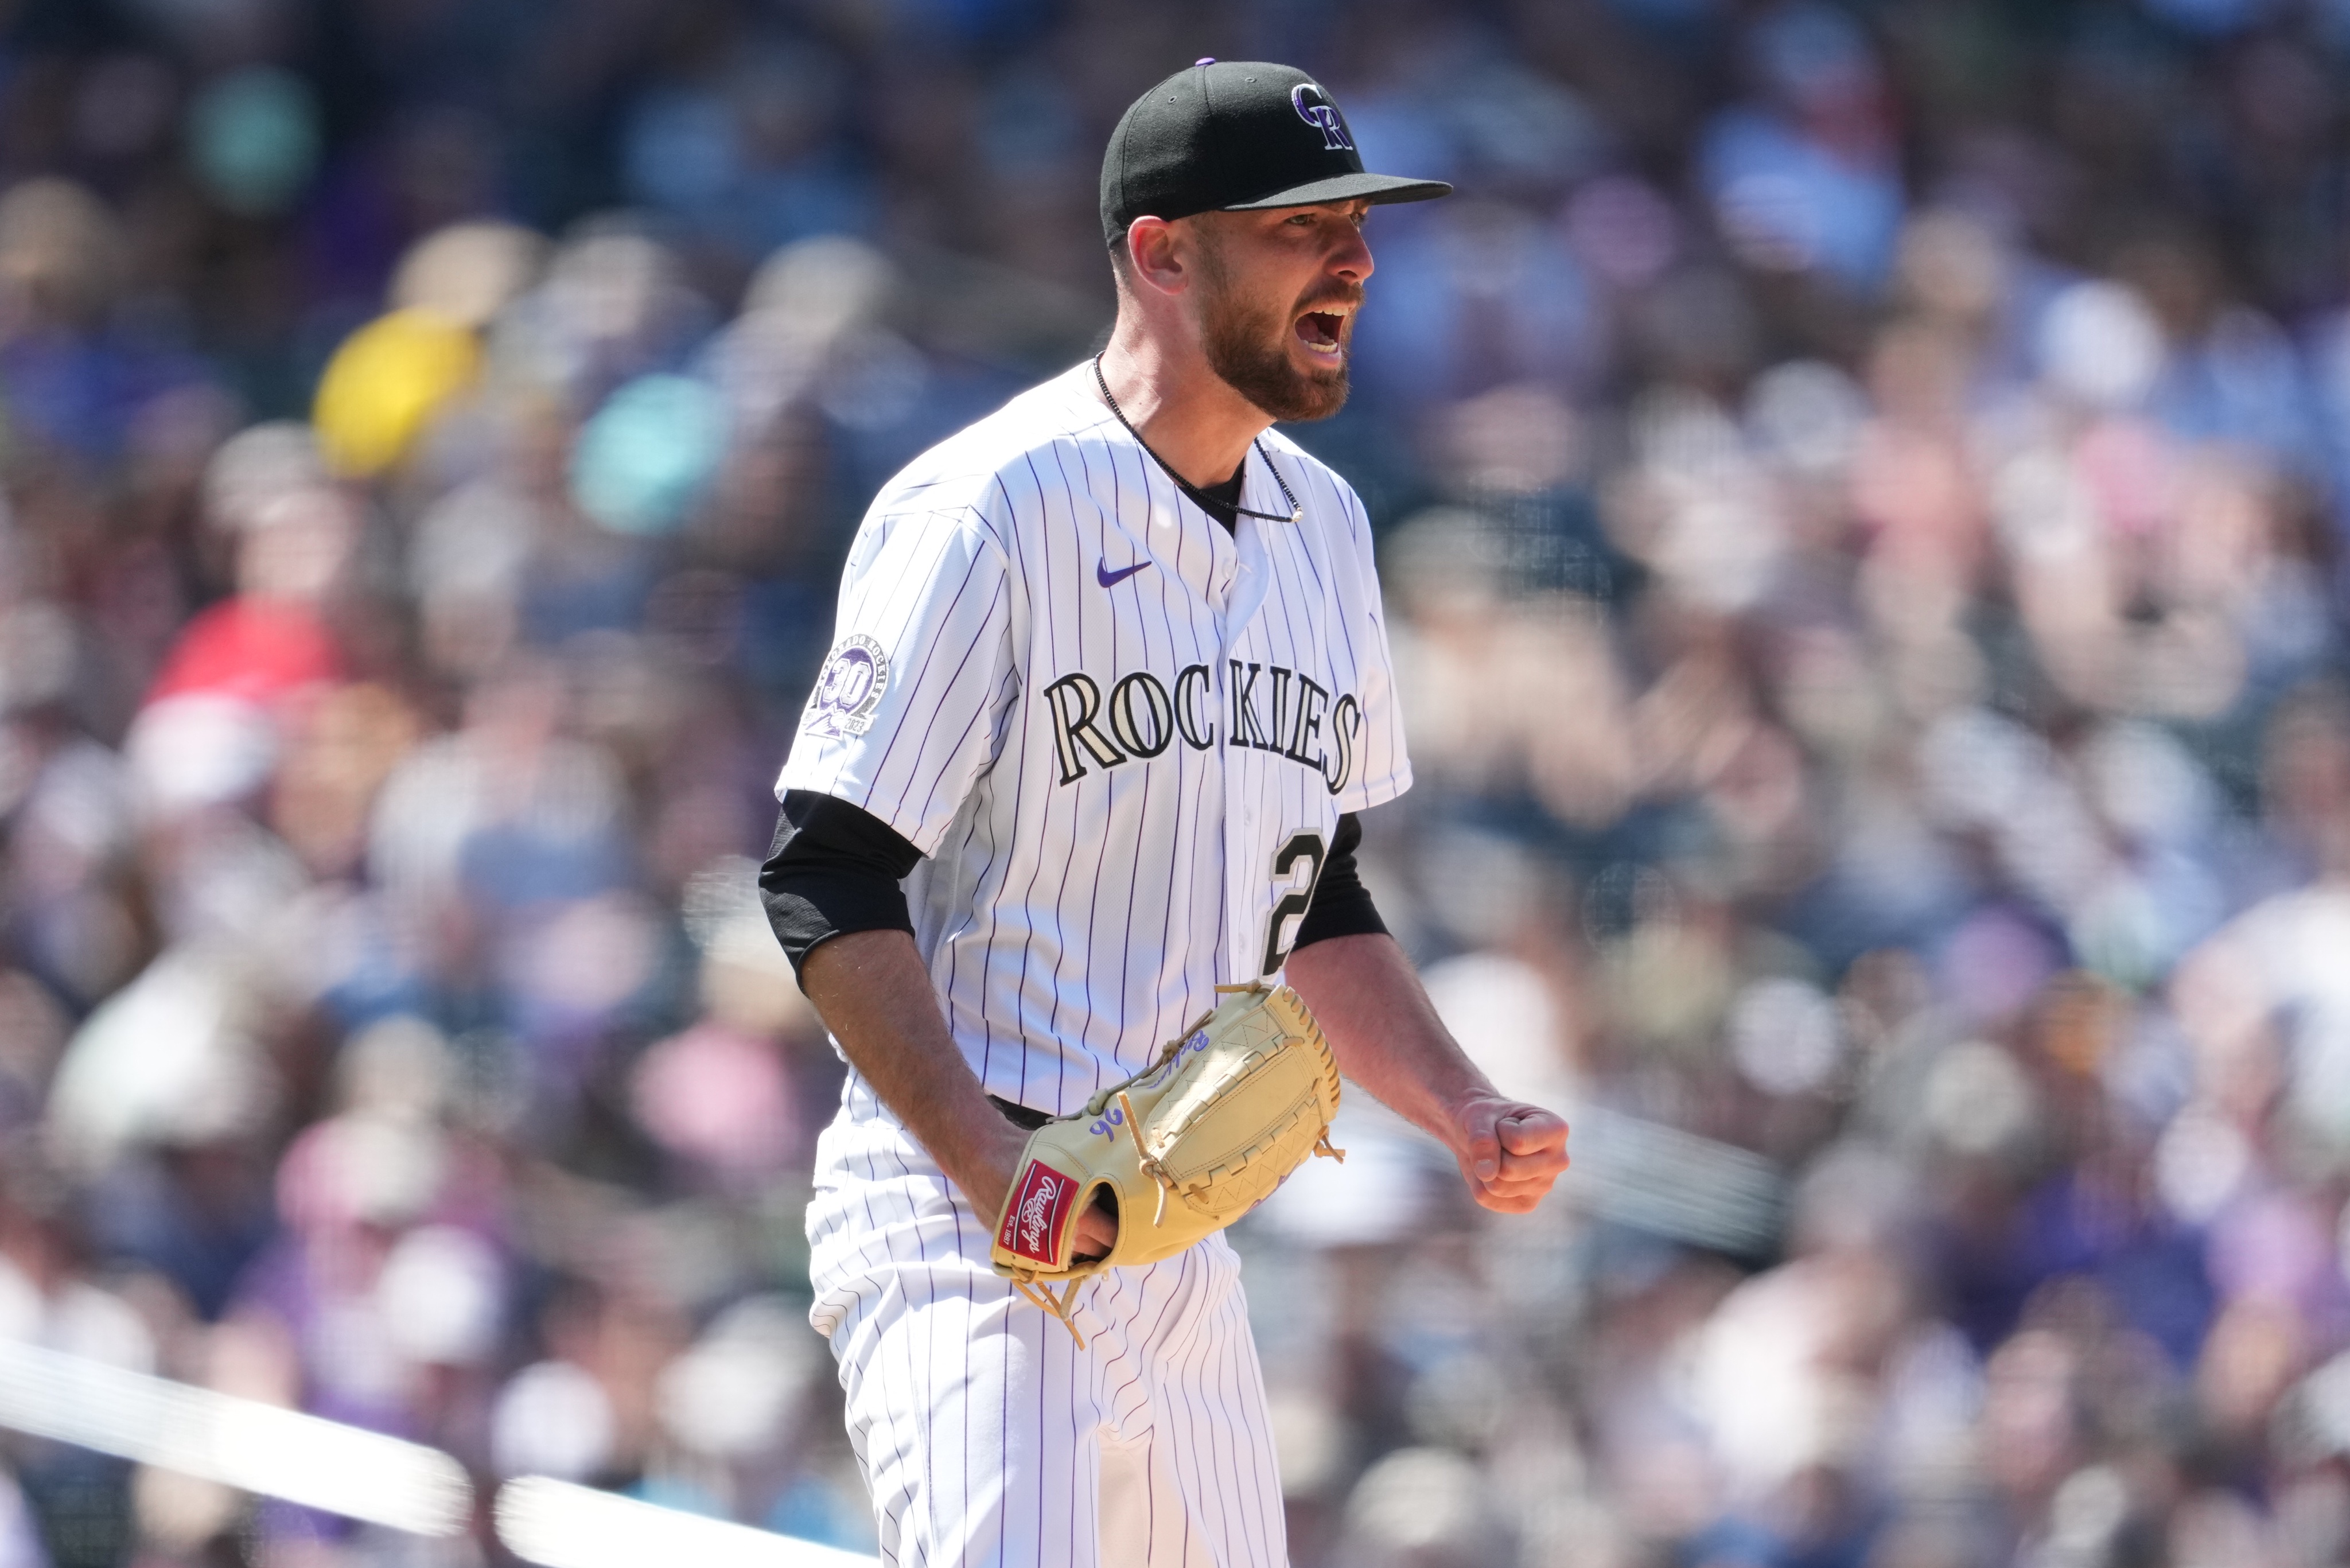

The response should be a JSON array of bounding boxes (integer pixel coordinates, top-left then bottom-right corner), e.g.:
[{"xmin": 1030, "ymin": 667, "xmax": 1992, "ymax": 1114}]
[
  {"xmin": 1329, "ymin": 480, "xmax": 1413, "ymax": 815},
  {"xmin": 777, "ymin": 507, "xmax": 1017, "ymax": 855}
]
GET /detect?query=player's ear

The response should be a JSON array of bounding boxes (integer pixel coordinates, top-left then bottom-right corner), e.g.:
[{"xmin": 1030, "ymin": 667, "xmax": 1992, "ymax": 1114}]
[{"xmin": 1123, "ymin": 216, "xmax": 1189, "ymax": 297}]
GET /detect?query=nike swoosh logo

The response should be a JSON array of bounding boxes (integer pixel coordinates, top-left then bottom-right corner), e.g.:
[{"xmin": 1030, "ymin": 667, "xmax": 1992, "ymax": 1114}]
[{"xmin": 1096, "ymin": 558, "xmax": 1151, "ymax": 588}]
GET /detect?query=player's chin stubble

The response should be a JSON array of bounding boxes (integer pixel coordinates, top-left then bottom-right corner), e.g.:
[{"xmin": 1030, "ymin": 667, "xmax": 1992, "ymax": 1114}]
[{"xmin": 1197, "ymin": 247, "xmax": 1351, "ymax": 423}]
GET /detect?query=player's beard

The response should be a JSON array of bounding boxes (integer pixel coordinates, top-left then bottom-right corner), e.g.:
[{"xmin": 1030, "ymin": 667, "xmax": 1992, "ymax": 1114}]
[{"xmin": 1195, "ymin": 239, "xmax": 1355, "ymax": 423}]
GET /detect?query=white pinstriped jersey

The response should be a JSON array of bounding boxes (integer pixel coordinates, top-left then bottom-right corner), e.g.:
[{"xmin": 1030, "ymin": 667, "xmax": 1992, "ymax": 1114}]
[{"xmin": 777, "ymin": 361, "xmax": 1411, "ymax": 1116}]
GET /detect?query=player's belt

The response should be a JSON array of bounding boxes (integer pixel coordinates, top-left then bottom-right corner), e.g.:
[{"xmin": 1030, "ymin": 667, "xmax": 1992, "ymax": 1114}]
[{"xmin": 987, "ymin": 1094, "xmax": 1054, "ymax": 1131}]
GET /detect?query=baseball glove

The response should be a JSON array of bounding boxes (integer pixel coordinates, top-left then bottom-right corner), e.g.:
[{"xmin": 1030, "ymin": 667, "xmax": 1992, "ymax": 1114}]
[{"xmin": 989, "ymin": 982, "xmax": 1345, "ymax": 1343}]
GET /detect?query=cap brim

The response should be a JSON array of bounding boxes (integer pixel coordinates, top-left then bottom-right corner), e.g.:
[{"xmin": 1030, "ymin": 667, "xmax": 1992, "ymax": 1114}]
[{"xmin": 1221, "ymin": 170, "xmax": 1453, "ymax": 211}]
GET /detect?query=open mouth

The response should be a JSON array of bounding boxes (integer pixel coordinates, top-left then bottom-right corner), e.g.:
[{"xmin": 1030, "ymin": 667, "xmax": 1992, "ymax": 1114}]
[{"xmin": 1294, "ymin": 306, "xmax": 1349, "ymax": 355}]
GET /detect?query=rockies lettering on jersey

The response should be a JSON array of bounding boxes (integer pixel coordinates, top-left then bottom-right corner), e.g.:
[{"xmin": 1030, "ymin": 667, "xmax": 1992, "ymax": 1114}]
[
  {"xmin": 1040, "ymin": 660, "xmax": 1364, "ymax": 788},
  {"xmin": 779, "ymin": 360, "xmax": 1410, "ymax": 1115}
]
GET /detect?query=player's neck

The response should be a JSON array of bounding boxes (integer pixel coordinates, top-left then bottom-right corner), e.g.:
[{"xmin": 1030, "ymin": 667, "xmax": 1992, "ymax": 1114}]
[{"xmin": 1094, "ymin": 330, "xmax": 1269, "ymax": 493}]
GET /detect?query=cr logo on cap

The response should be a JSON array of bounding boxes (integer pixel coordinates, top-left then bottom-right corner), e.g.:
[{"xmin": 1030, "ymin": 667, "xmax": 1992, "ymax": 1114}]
[{"xmin": 1290, "ymin": 83, "xmax": 1353, "ymax": 153}]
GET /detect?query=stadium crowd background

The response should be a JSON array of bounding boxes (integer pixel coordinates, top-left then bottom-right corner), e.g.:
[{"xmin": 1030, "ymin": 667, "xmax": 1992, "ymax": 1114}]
[{"xmin": 3, "ymin": 0, "xmax": 2350, "ymax": 1565}]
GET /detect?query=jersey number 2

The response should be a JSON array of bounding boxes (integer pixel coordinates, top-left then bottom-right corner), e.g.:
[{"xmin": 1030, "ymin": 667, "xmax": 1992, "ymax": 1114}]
[{"xmin": 1260, "ymin": 831, "xmax": 1328, "ymax": 977}]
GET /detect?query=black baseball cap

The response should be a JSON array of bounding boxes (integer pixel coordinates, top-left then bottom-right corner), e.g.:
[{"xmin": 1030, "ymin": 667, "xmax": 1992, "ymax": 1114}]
[{"xmin": 1100, "ymin": 60, "xmax": 1451, "ymax": 245}]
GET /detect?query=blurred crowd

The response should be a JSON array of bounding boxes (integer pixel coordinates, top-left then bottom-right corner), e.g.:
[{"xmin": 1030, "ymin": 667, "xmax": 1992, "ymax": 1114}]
[{"xmin": 4, "ymin": 1, "xmax": 2350, "ymax": 1566}]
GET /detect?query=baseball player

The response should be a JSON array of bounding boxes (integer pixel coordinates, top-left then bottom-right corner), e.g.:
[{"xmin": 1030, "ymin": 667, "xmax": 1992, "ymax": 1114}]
[{"xmin": 761, "ymin": 59, "xmax": 1570, "ymax": 1567}]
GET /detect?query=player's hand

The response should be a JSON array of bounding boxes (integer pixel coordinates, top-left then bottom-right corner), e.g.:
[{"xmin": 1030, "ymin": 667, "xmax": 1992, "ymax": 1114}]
[
  {"xmin": 955, "ymin": 1119, "xmax": 1120, "ymax": 1259},
  {"xmin": 1071, "ymin": 1192, "xmax": 1119, "ymax": 1263},
  {"xmin": 1445, "ymin": 1095, "xmax": 1569, "ymax": 1214}
]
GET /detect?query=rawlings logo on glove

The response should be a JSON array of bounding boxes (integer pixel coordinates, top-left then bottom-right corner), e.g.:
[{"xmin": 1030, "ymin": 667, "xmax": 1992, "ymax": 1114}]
[
  {"xmin": 988, "ymin": 982, "xmax": 1344, "ymax": 1343},
  {"xmin": 1000, "ymin": 1162, "xmax": 1078, "ymax": 1265}
]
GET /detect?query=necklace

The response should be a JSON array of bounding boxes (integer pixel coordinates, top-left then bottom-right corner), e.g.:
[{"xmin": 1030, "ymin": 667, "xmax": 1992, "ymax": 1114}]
[{"xmin": 1091, "ymin": 353, "xmax": 1304, "ymax": 524}]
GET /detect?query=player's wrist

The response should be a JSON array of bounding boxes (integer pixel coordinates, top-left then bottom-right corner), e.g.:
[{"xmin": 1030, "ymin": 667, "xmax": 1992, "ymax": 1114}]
[
  {"xmin": 1434, "ymin": 1081, "xmax": 1508, "ymax": 1144},
  {"xmin": 940, "ymin": 1116, "xmax": 1030, "ymax": 1218}
]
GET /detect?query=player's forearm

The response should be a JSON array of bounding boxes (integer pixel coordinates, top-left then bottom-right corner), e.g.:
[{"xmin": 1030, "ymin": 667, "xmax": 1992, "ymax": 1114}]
[
  {"xmin": 1283, "ymin": 932, "xmax": 1494, "ymax": 1142},
  {"xmin": 1286, "ymin": 932, "xmax": 1570, "ymax": 1212},
  {"xmin": 800, "ymin": 928, "xmax": 1025, "ymax": 1214}
]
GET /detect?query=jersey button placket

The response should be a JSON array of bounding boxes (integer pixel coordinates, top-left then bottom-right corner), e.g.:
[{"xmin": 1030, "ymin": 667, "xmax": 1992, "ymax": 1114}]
[
  {"xmin": 1197, "ymin": 507, "xmax": 1264, "ymax": 982},
  {"xmin": 1207, "ymin": 501, "xmax": 1239, "ymax": 610},
  {"xmin": 1219, "ymin": 517, "xmax": 1283, "ymax": 980}
]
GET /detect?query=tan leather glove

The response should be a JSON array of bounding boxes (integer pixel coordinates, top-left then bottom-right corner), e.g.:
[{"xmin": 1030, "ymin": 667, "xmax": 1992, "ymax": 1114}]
[{"xmin": 989, "ymin": 983, "xmax": 1344, "ymax": 1343}]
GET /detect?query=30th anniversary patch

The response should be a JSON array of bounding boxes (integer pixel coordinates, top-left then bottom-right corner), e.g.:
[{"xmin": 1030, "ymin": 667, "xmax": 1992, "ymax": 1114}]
[{"xmin": 803, "ymin": 633, "xmax": 890, "ymax": 738}]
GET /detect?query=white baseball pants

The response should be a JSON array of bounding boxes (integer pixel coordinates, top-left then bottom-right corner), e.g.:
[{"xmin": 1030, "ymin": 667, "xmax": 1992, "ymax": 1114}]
[{"xmin": 807, "ymin": 1091, "xmax": 1289, "ymax": 1568}]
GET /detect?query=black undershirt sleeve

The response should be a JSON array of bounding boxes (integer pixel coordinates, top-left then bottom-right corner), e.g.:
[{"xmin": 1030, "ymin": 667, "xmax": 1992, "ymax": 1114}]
[
  {"xmin": 759, "ymin": 789, "xmax": 921, "ymax": 985},
  {"xmin": 1292, "ymin": 812, "xmax": 1389, "ymax": 950}
]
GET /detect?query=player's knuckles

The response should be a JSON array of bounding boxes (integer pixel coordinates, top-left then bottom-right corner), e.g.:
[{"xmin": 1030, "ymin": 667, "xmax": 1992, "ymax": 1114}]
[{"xmin": 1498, "ymin": 1114, "xmax": 1566, "ymax": 1153}]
